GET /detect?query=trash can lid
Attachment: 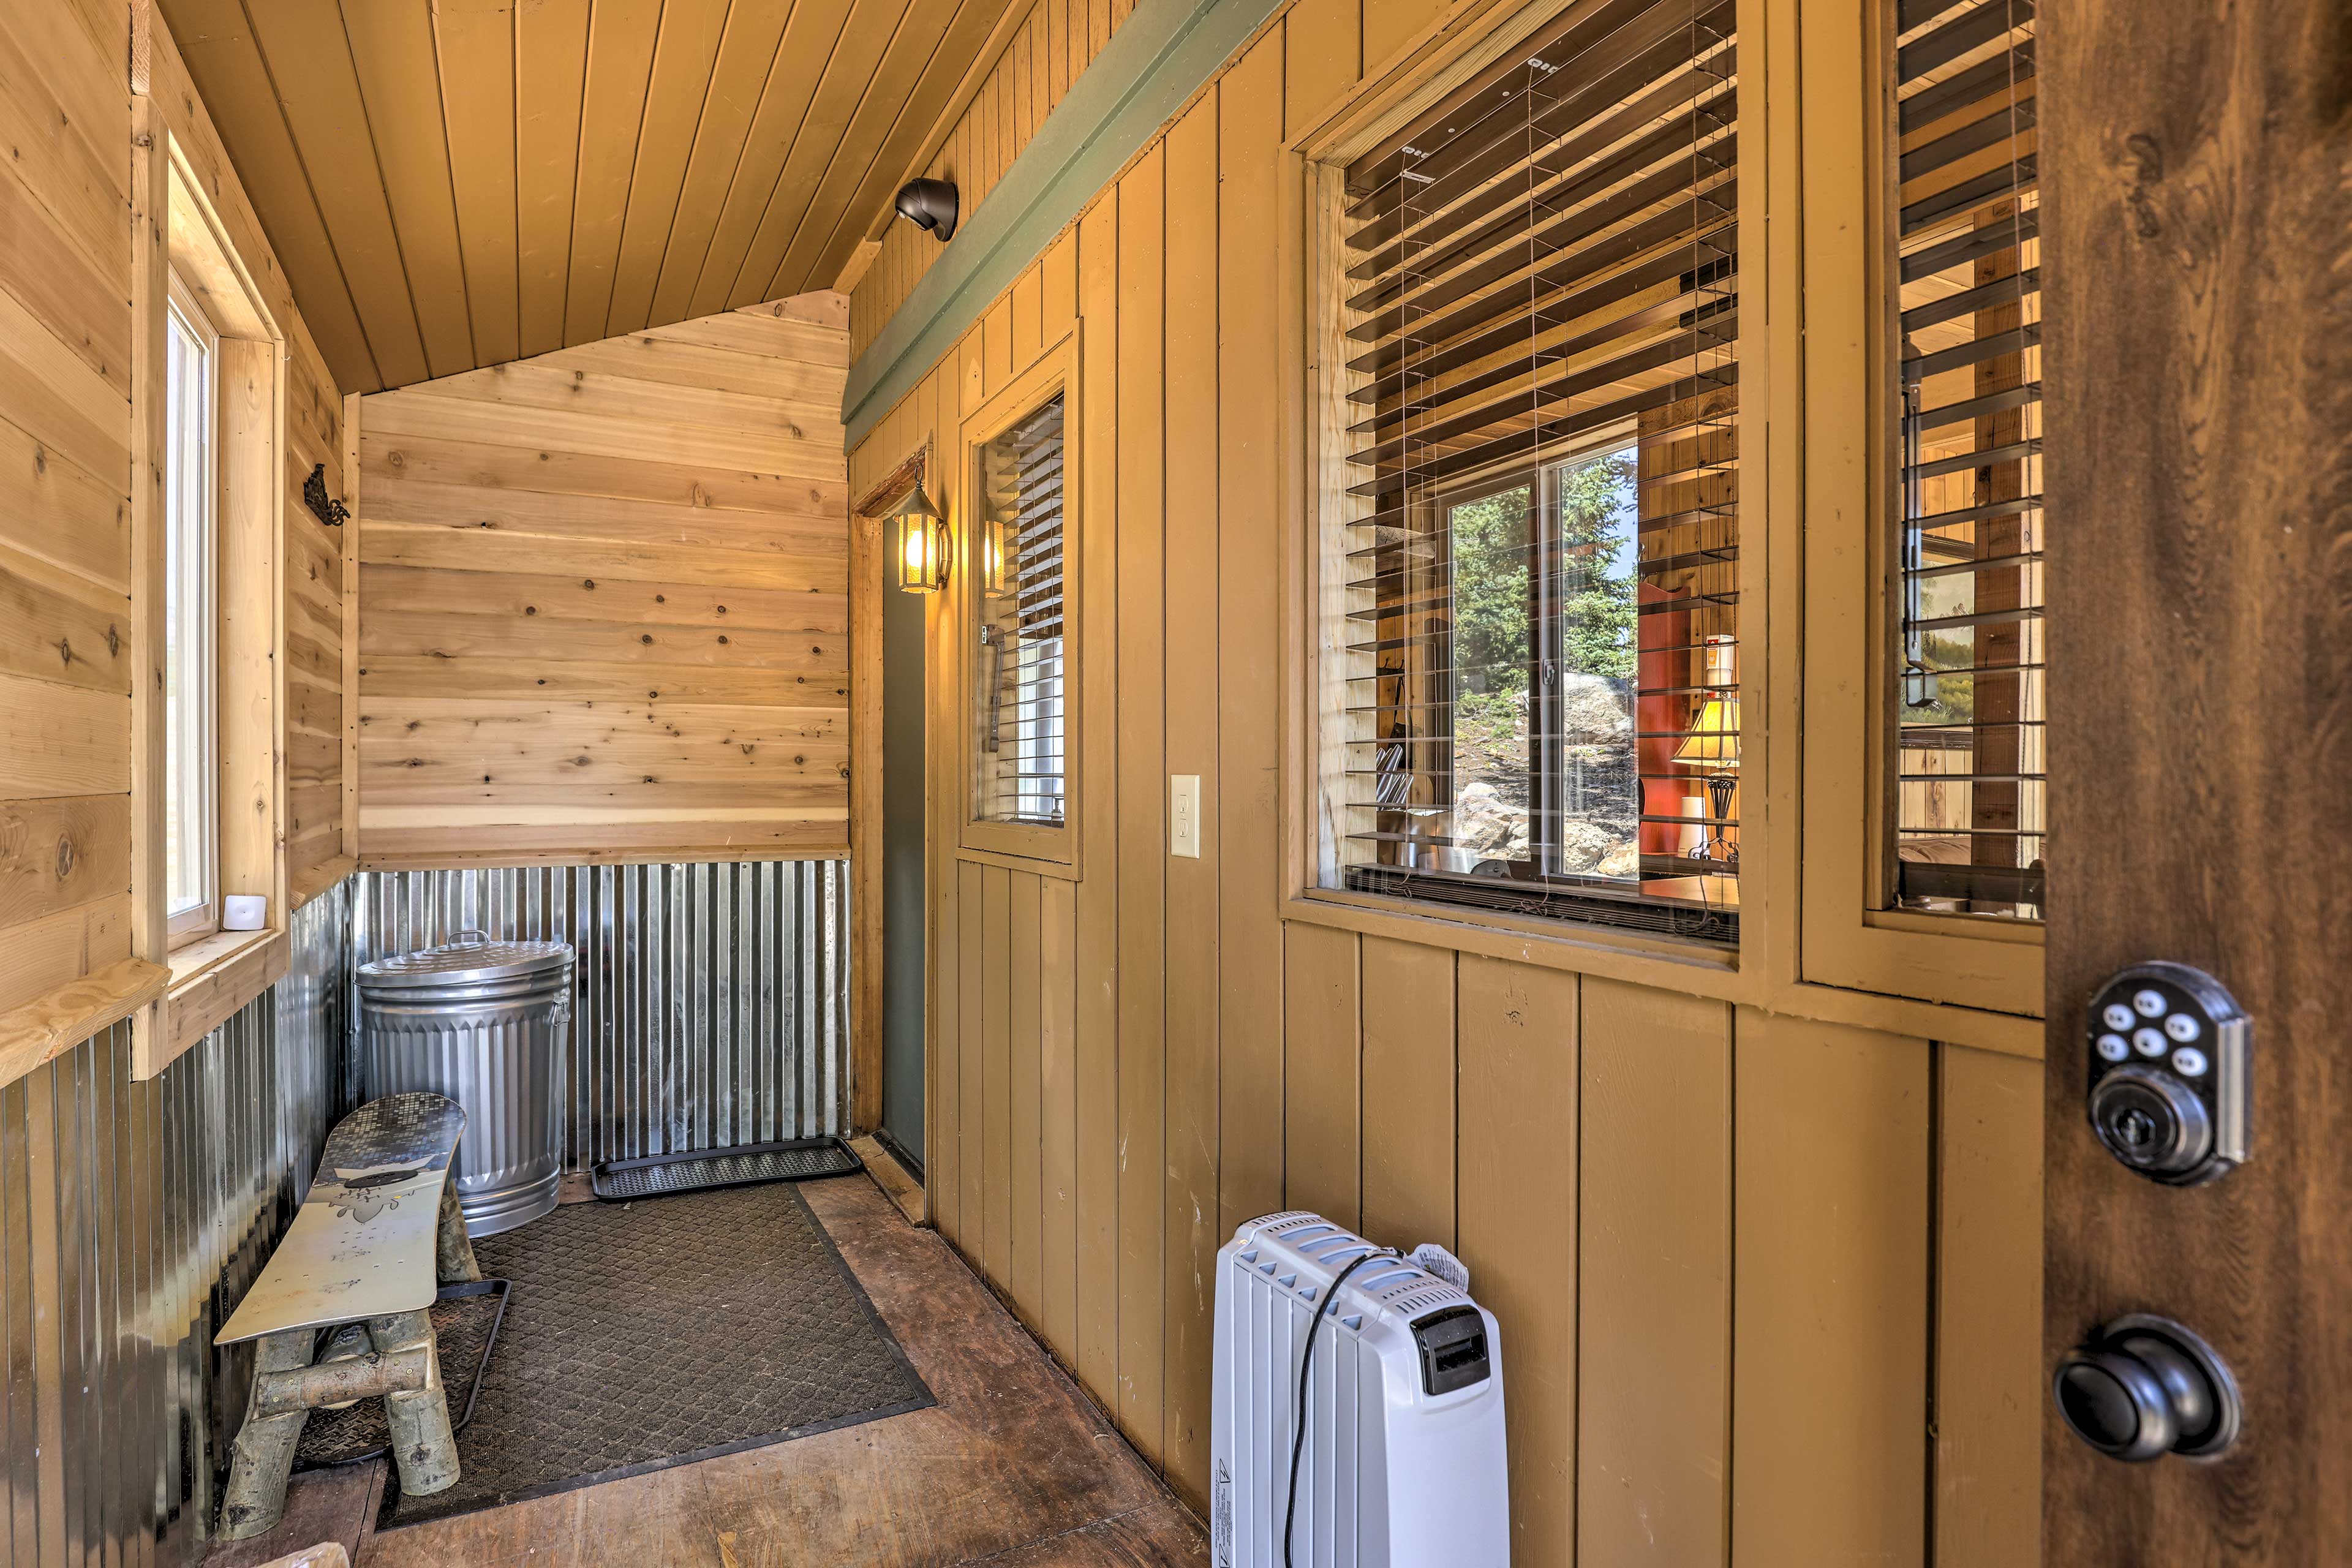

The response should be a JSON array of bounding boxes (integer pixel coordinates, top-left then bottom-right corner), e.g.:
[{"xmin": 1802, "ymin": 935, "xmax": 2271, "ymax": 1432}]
[{"xmin": 358, "ymin": 929, "xmax": 575, "ymax": 988}]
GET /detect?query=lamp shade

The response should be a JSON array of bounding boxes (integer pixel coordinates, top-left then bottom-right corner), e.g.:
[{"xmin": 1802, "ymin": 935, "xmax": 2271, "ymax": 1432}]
[{"xmin": 1674, "ymin": 693, "xmax": 1741, "ymax": 769}]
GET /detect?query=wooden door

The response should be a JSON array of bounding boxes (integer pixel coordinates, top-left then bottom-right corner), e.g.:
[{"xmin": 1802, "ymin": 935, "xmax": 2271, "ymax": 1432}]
[{"xmin": 2043, "ymin": 0, "xmax": 2352, "ymax": 1559}]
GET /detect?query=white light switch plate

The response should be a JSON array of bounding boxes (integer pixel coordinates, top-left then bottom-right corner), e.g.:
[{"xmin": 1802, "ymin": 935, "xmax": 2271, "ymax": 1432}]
[{"xmin": 1170, "ymin": 774, "xmax": 1200, "ymax": 859}]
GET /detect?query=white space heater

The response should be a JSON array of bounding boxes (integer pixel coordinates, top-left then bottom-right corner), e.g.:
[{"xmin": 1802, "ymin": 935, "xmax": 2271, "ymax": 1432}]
[{"xmin": 1210, "ymin": 1212, "xmax": 1509, "ymax": 1567}]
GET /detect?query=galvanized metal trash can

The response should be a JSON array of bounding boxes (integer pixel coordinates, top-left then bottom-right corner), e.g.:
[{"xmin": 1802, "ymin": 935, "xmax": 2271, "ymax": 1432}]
[{"xmin": 355, "ymin": 930, "xmax": 575, "ymax": 1237}]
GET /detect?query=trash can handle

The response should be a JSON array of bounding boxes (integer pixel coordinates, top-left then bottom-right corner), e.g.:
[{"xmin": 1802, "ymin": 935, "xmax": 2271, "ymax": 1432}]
[{"xmin": 450, "ymin": 928, "xmax": 491, "ymax": 946}]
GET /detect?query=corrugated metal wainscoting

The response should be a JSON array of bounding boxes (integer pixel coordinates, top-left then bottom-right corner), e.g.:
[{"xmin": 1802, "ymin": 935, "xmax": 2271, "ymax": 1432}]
[
  {"xmin": 349, "ymin": 862, "xmax": 851, "ymax": 1169},
  {"xmin": 0, "ymin": 882, "xmax": 351, "ymax": 1568}
]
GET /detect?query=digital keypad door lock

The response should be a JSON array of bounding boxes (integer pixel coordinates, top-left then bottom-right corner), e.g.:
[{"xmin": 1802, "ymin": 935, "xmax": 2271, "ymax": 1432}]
[{"xmin": 2084, "ymin": 962, "xmax": 2249, "ymax": 1185}]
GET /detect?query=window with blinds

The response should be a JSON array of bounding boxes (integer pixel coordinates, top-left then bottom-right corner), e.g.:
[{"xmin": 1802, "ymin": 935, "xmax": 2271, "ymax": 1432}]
[
  {"xmin": 1885, "ymin": 0, "xmax": 2042, "ymax": 919},
  {"xmin": 1314, "ymin": 0, "xmax": 1742, "ymax": 944},
  {"xmin": 974, "ymin": 393, "xmax": 1068, "ymax": 827}
]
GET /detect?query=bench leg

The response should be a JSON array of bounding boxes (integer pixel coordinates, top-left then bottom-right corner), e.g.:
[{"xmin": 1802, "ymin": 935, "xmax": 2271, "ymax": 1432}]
[
  {"xmin": 368, "ymin": 1309, "xmax": 461, "ymax": 1497},
  {"xmin": 220, "ymin": 1329, "xmax": 317, "ymax": 1540},
  {"xmin": 437, "ymin": 1178, "xmax": 483, "ymax": 1285}
]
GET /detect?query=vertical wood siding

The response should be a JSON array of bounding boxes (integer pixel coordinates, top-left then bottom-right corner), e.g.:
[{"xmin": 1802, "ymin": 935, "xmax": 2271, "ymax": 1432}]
[
  {"xmin": 846, "ymin": 6, "xmax": 2043, "ymax": 1564},
  {"xmin": 849, "ymin": 0, "xmax": 1147, "ymax": 361}
]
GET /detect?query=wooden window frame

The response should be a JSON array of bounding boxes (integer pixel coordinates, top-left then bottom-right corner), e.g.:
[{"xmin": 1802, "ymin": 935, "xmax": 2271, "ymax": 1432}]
[
  {"xmin": 1794, "ymin": 0, "xmax": 2043, "ymax": 1017},
  {"xmin": 163, "ymin": 269, "xmax": 222, "ymax": 949},
  {"xmin": 1282, "ymin": 0, "xmax": 1762, "ymax": 973},
  {"xmin": 1243, "ymin": 0, "xmax": 2041, "ymax": 1058},
  {"xmin": 130, "ymin": 110, "xmax": 292, "ymax": 1078},
  {"xmin": 956, "ymin": 333, "xmax": 1082, "ymax": 877},
  {"xmin": 1390, "ymin": 432, "xmax": 1653, "ymax": 886}
]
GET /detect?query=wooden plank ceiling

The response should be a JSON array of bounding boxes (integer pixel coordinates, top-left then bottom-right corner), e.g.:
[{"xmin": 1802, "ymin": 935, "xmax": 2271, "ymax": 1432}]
[{"xmin": 156, "ymin": 0, "xmax": 1019, "ymax": 394}]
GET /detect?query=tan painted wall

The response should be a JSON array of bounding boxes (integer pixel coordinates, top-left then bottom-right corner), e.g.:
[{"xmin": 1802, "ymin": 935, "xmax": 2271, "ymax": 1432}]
[
  {"xmin": 0, "ymin": 0, "xmax": 352, "ymax": 1080},
  {"xmin": 847, "ymin": 2, "xmax": 2046, "ymax": 1564},
  {"xmin": 352, "ymin": 294, "xmax": 853, "ymax": 868},
  {"xmin": 848, "ymin": 0, "xmax": 1147, "ymax": 361}
]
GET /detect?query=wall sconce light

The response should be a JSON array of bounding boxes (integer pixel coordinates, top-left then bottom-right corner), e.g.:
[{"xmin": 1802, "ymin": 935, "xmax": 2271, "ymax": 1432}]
[
  {"xmin": 894, "ymin": 178, "xmax": 960, "ymax": 243},
  {"xmin": 979, "ymin": 517, "xmax": 1009, "ymax": 597},
  {"xmin": 891, "ymin": 484, "xmax": 949, "ymax": 593}
]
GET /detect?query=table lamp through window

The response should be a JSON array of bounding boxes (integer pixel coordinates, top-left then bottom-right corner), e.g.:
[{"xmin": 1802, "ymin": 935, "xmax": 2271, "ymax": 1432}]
[{"xmin": 1675, "ymin": 635, "xmax": 1740, "ymax": 862}]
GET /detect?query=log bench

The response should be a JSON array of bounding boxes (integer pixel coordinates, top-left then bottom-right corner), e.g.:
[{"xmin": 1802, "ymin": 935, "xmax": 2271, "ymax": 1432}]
[{"xmin": 215, "ymin": 1091, "xmax": 484, "ymax": 1539}]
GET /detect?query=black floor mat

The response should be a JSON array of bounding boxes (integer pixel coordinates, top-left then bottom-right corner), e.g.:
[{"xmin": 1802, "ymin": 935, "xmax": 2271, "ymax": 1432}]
[
  {"xmin": 592, "ymin": 1136, "xmax": 862, "ymax": 1201},
  {"xmin": 375, "ymin": 1183, "xmax": 932, "ymax": 1529},
  {"xmin": 293, "ymin": 1281, "xmax": 509, "ymax": 1470}
]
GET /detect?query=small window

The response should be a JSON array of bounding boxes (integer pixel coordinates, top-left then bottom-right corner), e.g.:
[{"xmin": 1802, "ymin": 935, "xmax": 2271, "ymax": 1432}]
[
  {"xmin": 972, "ymin": 393, "xmax": 1068, "ymax": 828},
  {"xmin": 165, "ymin": 272, "xmax": 219, "ymax": 946},
  {"xmin": 1311, "ymin": 0, "xmax": 1740, "ymax": 944},
  {"xmin": 1884, "ymin": 0, "xmax": 2043, "ymax": 919},
  {"xmin": 1428, "ymin": 446, "xmax": 1651, "ymax": 879}
]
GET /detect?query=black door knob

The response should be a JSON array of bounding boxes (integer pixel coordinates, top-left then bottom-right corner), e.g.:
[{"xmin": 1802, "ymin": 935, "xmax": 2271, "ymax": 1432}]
[{"xmin": 2053, "ymin": 1314, "xmax": 2240, "ymax": 1461}]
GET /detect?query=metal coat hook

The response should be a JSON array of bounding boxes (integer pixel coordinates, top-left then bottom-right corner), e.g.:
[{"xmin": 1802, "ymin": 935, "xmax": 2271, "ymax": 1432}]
[{"xmin": 303, "ymin": 464, "xmax": 350, "ymax": 529}]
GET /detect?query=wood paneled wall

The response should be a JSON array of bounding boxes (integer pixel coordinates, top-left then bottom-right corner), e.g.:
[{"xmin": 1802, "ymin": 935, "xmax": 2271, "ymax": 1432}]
[
  {"xmin": 0, "ymin": 0, "xmax": 141, "ymax": 1047},
  {"xmin": 846, "ymin": 7, "xmax": 2045, "ymax": 1564},
  {"xmin": 1, "ymin": 0, "xmax": 352, "ymax": 1080},
  {"xmin": 848, "ymin": 0, "xmax": 1143, "ymax": 361},
  {"xmin": 285, "ymin": 339, "xmax": 352, "ymax": 906},
  {"xmin": 353, "ymin": 293, "xmax": 852, "ymax": 868}
]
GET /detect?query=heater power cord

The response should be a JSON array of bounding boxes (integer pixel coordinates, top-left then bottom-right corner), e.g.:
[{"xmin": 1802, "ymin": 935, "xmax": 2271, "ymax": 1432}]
[{"xmin": 1284, "ymin": 1247, "xmax": 1396, "ymax": 1568}]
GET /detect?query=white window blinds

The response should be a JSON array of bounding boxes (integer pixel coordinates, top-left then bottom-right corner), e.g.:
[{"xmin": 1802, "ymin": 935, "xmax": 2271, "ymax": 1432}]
[{"xmin": 974, "ymin": 393, "xmax": 1068, "ymax": 826}]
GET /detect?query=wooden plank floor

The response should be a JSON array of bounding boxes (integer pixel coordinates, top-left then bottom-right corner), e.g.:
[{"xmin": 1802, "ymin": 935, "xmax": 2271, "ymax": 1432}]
[{"xmin": 209, "ymin": 1173, "xmax": 1206, "ymax": 1567}]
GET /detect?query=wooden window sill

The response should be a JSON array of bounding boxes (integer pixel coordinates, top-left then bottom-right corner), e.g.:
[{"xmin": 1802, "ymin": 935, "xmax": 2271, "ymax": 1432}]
[
  {"xmin": 167, "ymin": 925, "xmax": 277, "ymax": 986},
  {"xmin": 0, "ymin": 959, "xmax": 172, "ymax": 1091},
  {"xmin": 153, "ymin": 926, "xmax": 290, "ymax": 1077}
]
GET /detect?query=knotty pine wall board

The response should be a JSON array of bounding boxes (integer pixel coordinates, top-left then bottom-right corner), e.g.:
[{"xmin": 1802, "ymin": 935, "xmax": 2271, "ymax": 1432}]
[
  {"xmin": 2, "ymin": 0, "xmax": 355, "ymax": 1077},
  {"xmin": 355, "ymin": 293, "xmax": 853, "ymax": 867}
]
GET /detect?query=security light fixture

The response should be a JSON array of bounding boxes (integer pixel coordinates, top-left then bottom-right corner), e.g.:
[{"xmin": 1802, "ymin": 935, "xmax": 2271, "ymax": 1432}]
[{"xmin": 894, "ymin": 178, "xmax": 959, "ymax": 243}]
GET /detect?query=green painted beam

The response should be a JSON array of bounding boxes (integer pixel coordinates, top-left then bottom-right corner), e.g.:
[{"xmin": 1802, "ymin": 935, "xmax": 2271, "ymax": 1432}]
[{"xmin": 842, "ymin": 0, "xmax": 1286, "ymax": 447}]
